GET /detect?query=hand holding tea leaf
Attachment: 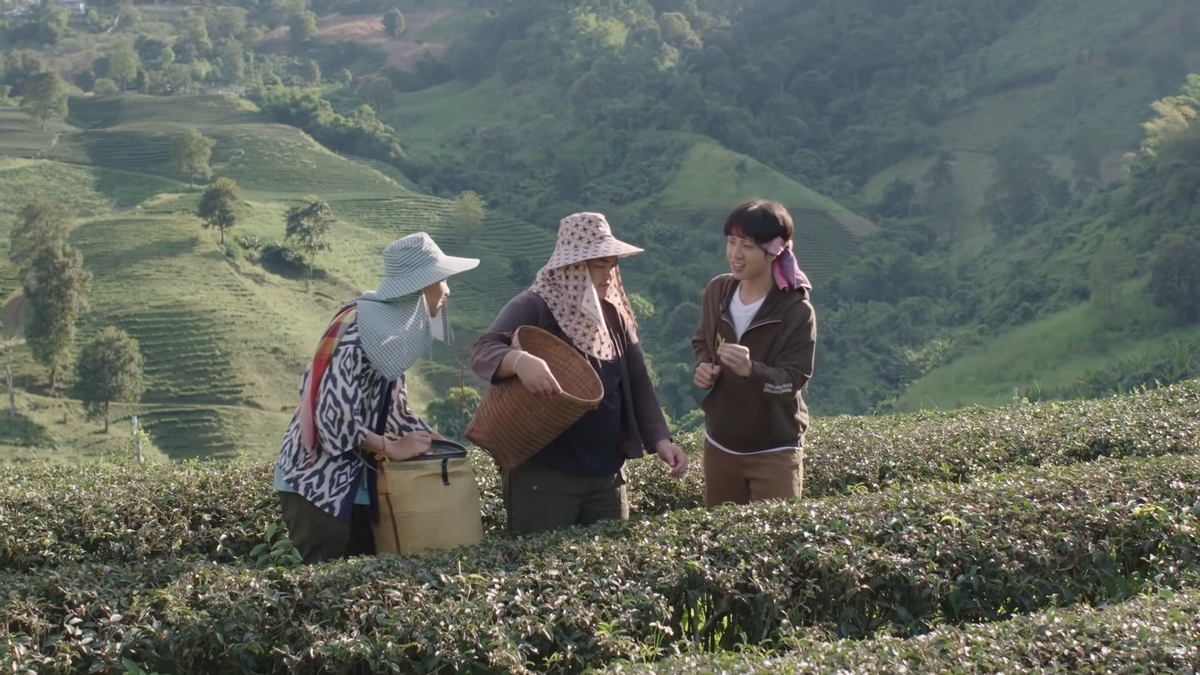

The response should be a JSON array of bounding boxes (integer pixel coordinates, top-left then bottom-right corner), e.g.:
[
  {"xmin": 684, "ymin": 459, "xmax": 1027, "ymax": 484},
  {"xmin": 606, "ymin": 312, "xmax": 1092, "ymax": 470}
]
[{"xmin": 716, "ymin": 343, "xmax": 752, "ymax": 377}]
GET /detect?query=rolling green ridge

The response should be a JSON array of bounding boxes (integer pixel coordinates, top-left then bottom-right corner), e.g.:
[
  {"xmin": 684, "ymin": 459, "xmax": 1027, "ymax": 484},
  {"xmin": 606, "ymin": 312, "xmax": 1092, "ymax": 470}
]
[
  {"xmin": 0, "ymin": 0, "xmax": 1198, "ymax": 458},
  {"xmin": 3, "ymin": 3, "xmax": 1200, "ymax": 672}
]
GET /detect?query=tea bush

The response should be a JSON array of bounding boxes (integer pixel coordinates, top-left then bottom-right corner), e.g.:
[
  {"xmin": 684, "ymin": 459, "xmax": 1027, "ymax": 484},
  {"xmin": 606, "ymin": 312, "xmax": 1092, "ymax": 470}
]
[
  {"xmin": 4, "ymin": 453, "xmax": 1199, "ymax": 674},
  {"xmin": 3, "ymin": 381, "xmax": 1198, "ymax": 570},
  {"xmin": 597, "ymin": 587, "xmax": 1200, "ymax": 674}
]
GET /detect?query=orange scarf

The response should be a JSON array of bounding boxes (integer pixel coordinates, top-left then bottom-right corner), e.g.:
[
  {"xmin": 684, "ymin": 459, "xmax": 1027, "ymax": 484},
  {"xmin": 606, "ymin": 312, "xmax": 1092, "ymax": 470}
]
[{"xmin": 297, "ymin": 303, "xmax": 357, "ymax": 463}]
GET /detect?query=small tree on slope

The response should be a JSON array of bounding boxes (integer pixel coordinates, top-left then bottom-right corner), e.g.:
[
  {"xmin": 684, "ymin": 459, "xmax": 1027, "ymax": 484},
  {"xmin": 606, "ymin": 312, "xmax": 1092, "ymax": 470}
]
[{"xmin": 71, "ymin": 326, "xmax": 145, "ymax": 433}]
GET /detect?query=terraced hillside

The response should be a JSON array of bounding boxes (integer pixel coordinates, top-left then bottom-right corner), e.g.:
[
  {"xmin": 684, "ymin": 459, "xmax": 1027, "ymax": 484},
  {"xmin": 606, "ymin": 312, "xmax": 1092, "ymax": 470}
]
[
  {"xmin": 0, "ymin": 96, "xmax": 447, "ymax": 460},
  {"xmin": 0, "ymin": 158, "xmax": 112, "ymax": 301},
  {"xmin": 0, "ymin": 90, "xmax": 875, "ymax": 459},
  {"xmin": 327, "ymin": 195, "xmax": 555, "ymax": 332},
  {"xmin": 55, "ymin": 94, "xmax": 557, "ymax": 331}
]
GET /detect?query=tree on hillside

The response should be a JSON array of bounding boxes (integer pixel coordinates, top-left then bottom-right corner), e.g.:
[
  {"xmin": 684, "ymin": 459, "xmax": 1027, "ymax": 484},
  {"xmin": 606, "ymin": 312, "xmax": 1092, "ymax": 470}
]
[
  {"xmin": 980, "ymin": 137, "xmax": 1068, "ymax": 239},
  {"xmin": 1088, "ymin": 240, "xmax": 1124, "ymax": 314},
  {"xmin": 10, "ymin": 199, "xmax": 72, "ymax": 283},
  {"xmin": 108, "ymin": 39, "xmax": 140, "ymax": 91},
  {"xmin": 285, "ymin": 197, "xmax": 335, "ymax": 284},
  {"xmin": 71, "ymin": 326, "xmax": 145, "ymax": 433},
  {"xmin": 289, "ymin": 10, "xmax": 318, "ymax": 47},
  {"xmin": 447, "ymin": 190, "xmax": 486, "ymax": 243},
  {"xmin": 31, "ymin": 0, "xmax": 68, "ymax": 46},
  {"xmin": 2, "ymin": 305, "xmax": 23, "ymax": 422},
  {"xmin": 302, "ymin": 60, "xmax": 321, "ymax": 85},
  {"xmin": 177, "ymin": 12, "xmax": 212, "ymax": 57},
  {"xmin": 508, "ymin": 255, "xmax": 533, "ymax": 287},
  {"xmin": 115, "ymin": 0, "xmax": 140, "ymax": 31},
  {"xmin": 23, "ymin": 242, "xmax": 93, "ymax": 391},
  {"xmin": 425, "ymin": 386, "xmax": 479, "ymax": 440},
  {"xmin": 383, "ymin": 8, "xmax": 405, "ymax": 38},
  {"xmin": 171, "ymin": 128, "xmax": 215, "ymax": 187},
  {"xmin": 216, "ymin": 38, "xmax": 245, "ymax": 84},
  {"xmin": 19, "ymin": 70, "xmax": 67, "ymax": 130},
  {"xmin": 1070, "ymin": 128, "xmax": 1106, "ymax": 195},
  {"xmin": 1149, "ymin": 232, "xmax": 1200, "ymax": 324},
  {"xmin": 4, "ymin": 334, "xmax": 15, "ymax": 422},
  {"xmin": 355, "ymin": 76, "xmax": 394, "ymax": 115},
  {"xmin": 1128, "ymin": 73, "xmax": 1200, "ymax": 167},
  {"xmin": 197, "ymin": 177, "xmax": 242, "ymax": 245}
]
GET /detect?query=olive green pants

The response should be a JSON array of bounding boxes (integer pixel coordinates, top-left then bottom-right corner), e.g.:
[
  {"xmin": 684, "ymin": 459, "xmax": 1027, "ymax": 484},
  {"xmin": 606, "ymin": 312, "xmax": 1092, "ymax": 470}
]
[
  {"xmin": 501, "ymin": 461, "xmax": 629, "ymax": 536},
  {"xmin": 278, "ymin": 491, "xmax": 375, "ymax": 564}
]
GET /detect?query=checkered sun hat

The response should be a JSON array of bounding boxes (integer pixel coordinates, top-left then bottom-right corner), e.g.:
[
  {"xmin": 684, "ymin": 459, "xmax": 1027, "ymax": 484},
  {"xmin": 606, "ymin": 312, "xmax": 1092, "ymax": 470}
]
[{"xmin": 372, "ymin": 232, "xmax": 480, "ymax": 300}]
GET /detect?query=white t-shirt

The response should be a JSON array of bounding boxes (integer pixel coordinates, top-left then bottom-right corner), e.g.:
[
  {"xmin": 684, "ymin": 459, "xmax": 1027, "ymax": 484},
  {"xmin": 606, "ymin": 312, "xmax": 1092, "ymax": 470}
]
[{"xmin": 729, "ymin": 284, "xmax": 765, "ymax": 340}]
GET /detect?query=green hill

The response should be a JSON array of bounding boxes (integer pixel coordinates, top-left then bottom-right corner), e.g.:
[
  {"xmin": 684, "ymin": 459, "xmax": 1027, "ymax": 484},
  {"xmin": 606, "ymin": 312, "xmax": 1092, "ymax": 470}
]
[
  {"xmin": 2, "ymin": 0, "xmax": 1199, "ymax": 451},
  {"xmin": 0, "ymin": 95, "xmax": 458, "ymax": 461},
  {"xmin": 0, "ymin": 81, "xmax": 869, "ymax": 461},
  {"xmin": 853, "ymin": 0, "xmax": 1200, "ymax": 410}
]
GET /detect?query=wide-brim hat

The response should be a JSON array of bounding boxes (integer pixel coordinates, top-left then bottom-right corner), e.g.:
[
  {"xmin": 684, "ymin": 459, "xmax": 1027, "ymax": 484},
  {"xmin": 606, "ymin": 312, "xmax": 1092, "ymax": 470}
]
[
  {"xmin": 373, "ymin": 232, "xmax": 480, "ymax": 300},
  {"xmin": 542, "ymin": 212, "xmax": 644, "ymax": 271}
]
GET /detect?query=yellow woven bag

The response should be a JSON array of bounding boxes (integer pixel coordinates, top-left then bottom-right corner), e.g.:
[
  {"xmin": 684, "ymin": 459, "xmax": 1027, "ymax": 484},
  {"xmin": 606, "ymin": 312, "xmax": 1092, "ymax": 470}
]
[{"xmin": 372, "ymin": 439, "xmax": 484, "ymax": 555}]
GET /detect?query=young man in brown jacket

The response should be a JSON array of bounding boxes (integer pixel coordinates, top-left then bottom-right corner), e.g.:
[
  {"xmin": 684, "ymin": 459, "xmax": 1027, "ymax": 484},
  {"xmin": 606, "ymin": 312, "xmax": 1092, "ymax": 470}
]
[{"xmin": 691, "ymin": 199, "xmax": 817, "ymax": 507}]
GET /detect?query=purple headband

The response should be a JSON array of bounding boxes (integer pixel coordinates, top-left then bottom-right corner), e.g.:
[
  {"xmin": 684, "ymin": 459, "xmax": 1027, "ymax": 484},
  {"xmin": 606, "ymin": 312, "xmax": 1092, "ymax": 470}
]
[
  {"xmin": 762, "ymin": 238, "xmax": 811, "ymax": 291},
  {"xmin": 732, "ymin": 224, "xmax": 811, "ymax": 291}
]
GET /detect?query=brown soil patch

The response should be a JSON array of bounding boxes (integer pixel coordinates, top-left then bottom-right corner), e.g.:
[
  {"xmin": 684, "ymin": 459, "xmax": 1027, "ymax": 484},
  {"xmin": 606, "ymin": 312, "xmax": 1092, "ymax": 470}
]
[
  {"xmin": 2, "ymin": 293, "xmax": 25, "ymax": 342},
  {"xmin": 264, "ymin": 8, "xmax": 454, "ymax": 71}
]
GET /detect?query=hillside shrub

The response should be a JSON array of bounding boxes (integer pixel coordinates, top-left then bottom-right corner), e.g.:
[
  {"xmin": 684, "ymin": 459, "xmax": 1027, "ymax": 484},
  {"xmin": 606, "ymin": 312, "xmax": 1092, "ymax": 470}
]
[
  {"xmin": 3, "ymin": 381, "xmax": 1199, "ymax": 569},
  {"xmin": 597, "ymin": 588, "xmax": 1200, "ymax": 674},
  {"xmin": 3, "ymin": 454, "xmax": 1200, "ymax": 674}
]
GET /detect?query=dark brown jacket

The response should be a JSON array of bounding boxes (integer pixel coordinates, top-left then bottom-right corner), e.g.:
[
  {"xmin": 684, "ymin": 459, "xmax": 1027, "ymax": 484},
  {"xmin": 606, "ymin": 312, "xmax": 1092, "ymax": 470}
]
[
  {"xmin": 692, "ymin": 274, "xmax": 817, "ymax": 453},
  {"xmin": 469, "ymin": 290, "xmax": 671, "ymax": 460}
]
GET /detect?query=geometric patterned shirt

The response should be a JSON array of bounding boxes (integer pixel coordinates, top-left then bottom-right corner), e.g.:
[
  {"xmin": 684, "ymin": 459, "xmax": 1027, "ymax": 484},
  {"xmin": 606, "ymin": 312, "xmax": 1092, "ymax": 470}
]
[{"xmin": 273, "ymin": 320, "xmax": 432, "ymax": 521}]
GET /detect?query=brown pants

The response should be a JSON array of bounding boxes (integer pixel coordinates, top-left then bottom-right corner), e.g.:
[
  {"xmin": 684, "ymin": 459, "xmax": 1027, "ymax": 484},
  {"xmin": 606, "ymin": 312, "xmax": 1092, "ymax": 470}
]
[
  {"xmin": 279, "ymin": 491, "xmax": 375, "ymax": 564},
  {"xmin": 702, "ymin": 441, "xmax": 804, "ymax": 507},
  {"xmin": 501, "ymin": 461, "xmax": 629, "ymax": 536}
]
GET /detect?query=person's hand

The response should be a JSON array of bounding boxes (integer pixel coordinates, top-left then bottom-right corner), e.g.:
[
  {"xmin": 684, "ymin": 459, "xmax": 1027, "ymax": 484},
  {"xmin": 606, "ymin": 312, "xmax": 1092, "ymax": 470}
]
[
  {"xmin": 654, "ymin": 440, "xmax": 688, "ymax": 477},
  {"xmin": 694, "ymin": 362, "xmax": 722, "ymax": 388},
  {"xmin": 383, "ymin": 431, "xmax": 432, "ymax": 461},
  {"xmin": 716, "ymin": 343, "xmax": 752, "ymax": 378},
  {"xmin": 514, "ymin": 351, "xmax": 562, "ymax": 396}
]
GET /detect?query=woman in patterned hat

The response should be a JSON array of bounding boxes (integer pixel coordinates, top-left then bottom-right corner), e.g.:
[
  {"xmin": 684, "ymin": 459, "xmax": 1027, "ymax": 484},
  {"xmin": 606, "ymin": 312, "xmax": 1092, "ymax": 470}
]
[
  {"xmin": 274, "ymin": 232, "xmax": 479, "ymax": 564},
  {"xmin": 470, "ymin": 212, "xmax": 688, "ymax": 536}
]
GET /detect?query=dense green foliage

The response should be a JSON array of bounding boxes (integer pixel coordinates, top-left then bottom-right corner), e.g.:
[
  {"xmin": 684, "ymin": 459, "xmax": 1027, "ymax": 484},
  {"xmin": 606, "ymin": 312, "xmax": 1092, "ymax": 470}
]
[
  {"xmin": 4, "ymin": 380, "xmax": 1198, "ymax": 569},
  {"xmin": 599, "ymin": 589, "xmax": 1200, "ymax": 674},
  {"xmin": 4, "ymin": 380, "xmax": 1200, "ymax": 674},
  {"xmin": 3, "ymin": 451, "xmax": 1199, "ymax": 673}
]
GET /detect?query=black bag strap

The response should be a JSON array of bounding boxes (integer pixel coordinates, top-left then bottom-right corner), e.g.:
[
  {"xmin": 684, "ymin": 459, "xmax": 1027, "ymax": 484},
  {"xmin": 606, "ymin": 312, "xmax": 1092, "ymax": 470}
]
[{"xmin": 364, "ymin": 377, "xmax": 394, "ymax": 524}]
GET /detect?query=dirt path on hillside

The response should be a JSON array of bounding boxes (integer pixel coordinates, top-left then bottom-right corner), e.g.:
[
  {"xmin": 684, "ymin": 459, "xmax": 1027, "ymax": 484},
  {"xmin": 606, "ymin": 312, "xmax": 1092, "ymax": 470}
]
[
  {"xmin": 1, "ymin": 293, "xmax": 25, "ymax": 341},
  {"xmin": 263, "ymin": 8, "xmax": 454, "ymax": 71}
]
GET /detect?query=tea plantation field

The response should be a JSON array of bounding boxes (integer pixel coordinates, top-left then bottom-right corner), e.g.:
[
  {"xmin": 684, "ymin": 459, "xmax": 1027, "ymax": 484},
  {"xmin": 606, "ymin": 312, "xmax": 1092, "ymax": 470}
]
[{"xmin": 3, "ymin": 381, "xmax": 1198, "ymax": 673}]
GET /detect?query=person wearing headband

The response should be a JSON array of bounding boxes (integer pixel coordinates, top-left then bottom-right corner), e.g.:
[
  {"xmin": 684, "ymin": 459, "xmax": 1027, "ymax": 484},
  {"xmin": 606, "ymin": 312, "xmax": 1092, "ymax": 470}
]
[{"xmin": 691, "ymin": 199, "xmax": 817, "ymax": 507}]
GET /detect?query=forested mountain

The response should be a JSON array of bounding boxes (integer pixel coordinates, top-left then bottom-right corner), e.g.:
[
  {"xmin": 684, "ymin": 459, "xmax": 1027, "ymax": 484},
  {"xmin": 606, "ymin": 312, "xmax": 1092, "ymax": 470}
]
[{"xmin": 1, "ymin": 0, "xmax": 1198, "ymax": 456}]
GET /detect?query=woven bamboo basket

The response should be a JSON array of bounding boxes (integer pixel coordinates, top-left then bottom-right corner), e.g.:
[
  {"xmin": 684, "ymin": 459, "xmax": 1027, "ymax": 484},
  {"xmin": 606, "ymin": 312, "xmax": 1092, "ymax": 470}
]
[
  {"xmin": 372, "ymin": 439, "xmax": 484, "ymax": 555},
  {"xmin": 465, "ymin": 325, "xmax": 604, "ymax": 471}
]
